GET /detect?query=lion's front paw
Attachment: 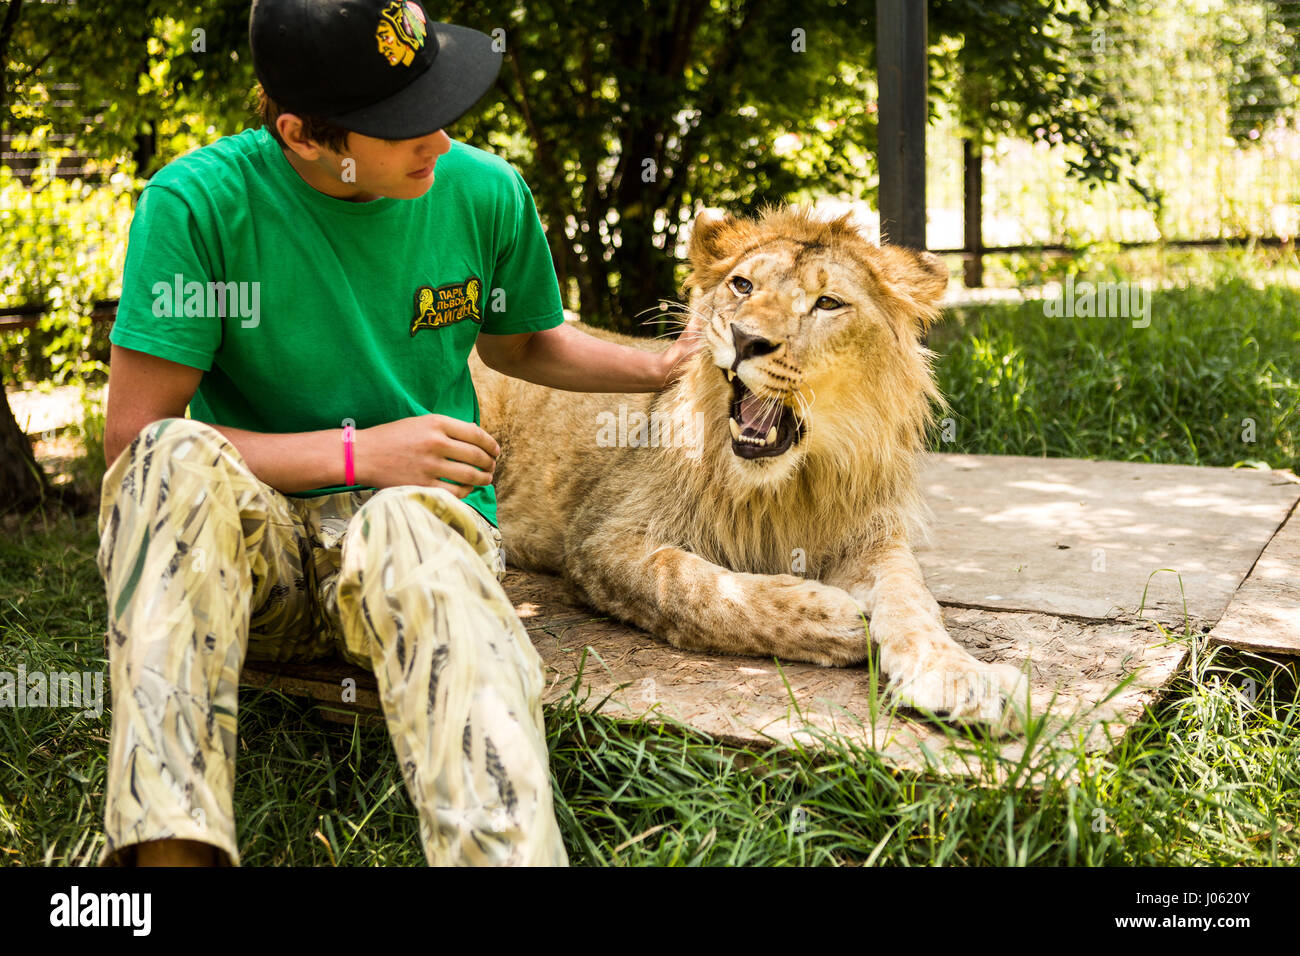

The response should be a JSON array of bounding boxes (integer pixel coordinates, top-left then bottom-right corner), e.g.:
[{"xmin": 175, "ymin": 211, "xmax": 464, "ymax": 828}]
[
  {"xmin": 690, "ymin": 574, "xmax": 873, "ymax": 668},
  {"xmin": 779, "ymin": 580, "xmax": 873, "ymax": 667},
  {"xmin": 884, "ymin": 649, "xmax": 1029, "ymax": 731}
]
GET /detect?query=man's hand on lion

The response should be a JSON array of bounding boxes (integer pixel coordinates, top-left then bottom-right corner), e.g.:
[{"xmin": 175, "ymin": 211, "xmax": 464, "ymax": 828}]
[{"xmin": 658, "ymin": 307, "xmax": 708, "ymax": 389}]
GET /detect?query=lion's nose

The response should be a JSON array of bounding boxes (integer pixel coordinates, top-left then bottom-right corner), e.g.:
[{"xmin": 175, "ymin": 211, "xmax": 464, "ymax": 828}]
[{"xmin": 730, "ymin": 323, "xmax": 780, "ymax": 367}]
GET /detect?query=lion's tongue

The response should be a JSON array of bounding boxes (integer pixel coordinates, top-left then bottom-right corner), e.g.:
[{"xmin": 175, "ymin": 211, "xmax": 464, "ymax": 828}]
[{"xmin": 737, "ymin": 390, "xmax": 780, "ymax": 434}]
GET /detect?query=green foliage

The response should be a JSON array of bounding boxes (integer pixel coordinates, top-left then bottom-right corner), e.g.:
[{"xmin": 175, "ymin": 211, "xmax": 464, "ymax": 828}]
[
  {"xmin": 69, "ymin": 387, "xmax": 108, "ymax": 495},
  {"xmin": 0, "ymin": 162, "xmax": 135, "ymax": 386},
  {"xmin": 4, "ymin": 0, "xmax": 1293, "ymax": 349},
  {"xmin": 1224, "ymin": 0, "xmax": 1300, "ymax": 143},
  {"xmin": 2, "ymin": 0, "xmax": 255, "ymax": 177},
  {"xmin": 439, "ymin": 0, "xmax": 1137, "ymax": 323},
  {"xmin": 3, "ymin": 0, "xmax": 1183, "ymax": 329},
  {"xmin": 930, "ymin": 0, "xmax": 1157, "ymax": 207},
  {"xmin": 438, "ymin": 0, "xmax": 884, "ymax": 326},
  {"xmin": 1, "ymin": 0, "xmax": 247, "ymax": 389}
]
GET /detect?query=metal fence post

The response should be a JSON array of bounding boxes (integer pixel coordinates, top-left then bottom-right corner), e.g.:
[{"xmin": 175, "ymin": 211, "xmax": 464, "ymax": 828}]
[{"xmin": 876, "ymin": 0, "xmax": 928, "ymax": 252}]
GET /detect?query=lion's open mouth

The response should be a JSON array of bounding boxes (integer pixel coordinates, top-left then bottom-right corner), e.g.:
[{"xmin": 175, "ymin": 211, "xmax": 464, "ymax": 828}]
[{"xmin": 721, "ymin": 367, "xmax": 805, "ymax": 459}]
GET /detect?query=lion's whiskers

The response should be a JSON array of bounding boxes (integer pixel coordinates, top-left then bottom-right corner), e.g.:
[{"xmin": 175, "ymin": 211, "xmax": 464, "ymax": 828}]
[
  {"xmin": 792, "ymin": 388, "xmax": 811, "ymax": 425},
  {"xmin": 639, "ymin": 299, "xmax": 718, "ymax": 345}
]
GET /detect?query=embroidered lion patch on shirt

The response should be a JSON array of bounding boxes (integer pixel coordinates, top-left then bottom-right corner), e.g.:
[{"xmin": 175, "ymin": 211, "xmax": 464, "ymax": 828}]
[{"xmin": 410, "ymin": 277, "xmax": 483, "ymax": 335}]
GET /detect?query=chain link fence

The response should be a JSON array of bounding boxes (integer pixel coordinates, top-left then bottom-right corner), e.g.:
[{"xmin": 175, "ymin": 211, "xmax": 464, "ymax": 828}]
[{"xmin": 927, "ymin": 0, "xmax": 1299, "ymax": 281}]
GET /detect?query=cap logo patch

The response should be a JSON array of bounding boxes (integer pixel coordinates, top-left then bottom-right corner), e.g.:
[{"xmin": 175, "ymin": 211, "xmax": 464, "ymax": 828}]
[
  {"xmin": 376, "ymin": 1, "xmax": 428, "ymax": 67},
  {"xmin": 410, "ymin": 277, "xmax": 483, "ymax": 335}
]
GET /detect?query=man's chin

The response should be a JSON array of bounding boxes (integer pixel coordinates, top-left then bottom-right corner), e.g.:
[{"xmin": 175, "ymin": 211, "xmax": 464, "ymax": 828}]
[{"xmin": 397, "ymin": 173, "xmax": 436, "ymax": 198}]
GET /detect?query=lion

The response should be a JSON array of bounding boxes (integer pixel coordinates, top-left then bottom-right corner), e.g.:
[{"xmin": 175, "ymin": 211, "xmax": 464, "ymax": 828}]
[{"xmin": 468, "ymin": 205, "xmax": 1028, "ymax": 727}]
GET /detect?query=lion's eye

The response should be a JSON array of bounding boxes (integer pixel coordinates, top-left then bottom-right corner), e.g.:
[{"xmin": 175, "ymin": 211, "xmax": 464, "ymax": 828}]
[
  {"xmin": 814, "ymin": 295, "xmax": 844, "ymax": 311},
  {"xmin": 729, "ymin": 276, "xmax": 753, "ymax": 296}
]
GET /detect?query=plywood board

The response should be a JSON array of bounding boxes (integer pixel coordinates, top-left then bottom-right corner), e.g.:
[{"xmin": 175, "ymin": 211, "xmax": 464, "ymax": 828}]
[
  {"xmin": 243, "ymin": 571, "xmax": 1181, "ymax": 773},
  {"xmin": 1207, "ymin": 505, "xmax": 1300, "ymax": 656},
  {"xmin": 915, "ymin": 454, "xmax": 1299, "ymax": 626},
  {"xmin": 508, "ymin": 569, "xmax": 1181, "ymax": 775}
]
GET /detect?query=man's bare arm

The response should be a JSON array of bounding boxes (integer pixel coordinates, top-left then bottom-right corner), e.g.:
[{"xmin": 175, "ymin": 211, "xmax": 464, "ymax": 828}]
[
  {"xmin": 104, "ymin": 344, "xmax": 349, "ymax": 492},
  {"xmin": 476, "ymin": 321, "xmax": 701, "ymax": 393},
  {"xmin": 103, "ymin": 344, "xmax": 497, "ymax": 496},
  {"xmin": 103, "ymin": 344, "xmax": 202, "ymax": 465}
]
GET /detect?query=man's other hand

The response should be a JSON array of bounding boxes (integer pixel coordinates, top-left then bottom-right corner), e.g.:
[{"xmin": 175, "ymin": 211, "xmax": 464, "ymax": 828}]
[{"xmin": 356, "ymin": 414, "xmax": 499, "ymax": 498}]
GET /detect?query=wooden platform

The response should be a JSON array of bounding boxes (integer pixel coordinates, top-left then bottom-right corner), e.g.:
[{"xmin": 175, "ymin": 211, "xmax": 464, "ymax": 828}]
[
  {"xmin": 1204, "ymin": 493, "xmax": 1300, "ymax": 656},
  {"xmin": 240, "ymin": 454, "xmax": 1300, "ymax": 772}
]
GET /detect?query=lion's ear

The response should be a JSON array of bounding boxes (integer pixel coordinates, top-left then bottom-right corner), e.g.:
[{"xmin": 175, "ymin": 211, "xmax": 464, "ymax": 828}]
[
  {"xmin": 870, "ymin": 245, "xmax": 949, "ymax": 331},
  {"xmin": 687, "ymin": 209, "xmax": 741, "ymax": 270}
]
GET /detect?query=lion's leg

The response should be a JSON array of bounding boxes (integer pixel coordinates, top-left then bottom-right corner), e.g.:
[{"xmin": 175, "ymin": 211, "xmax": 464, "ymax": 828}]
[
  {"xmin": 823, "ymin": 541, "xmax": 1028, "ymax": 725},
  {"xmin": 564, "ymin": 529, "xmax": 871, "ymax": 667}
]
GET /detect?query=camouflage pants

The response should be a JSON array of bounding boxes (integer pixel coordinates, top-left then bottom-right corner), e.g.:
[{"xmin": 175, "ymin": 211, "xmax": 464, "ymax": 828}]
[{"xmin": 95, "ymin": 417, "xmax": 568, "ymax": 867}]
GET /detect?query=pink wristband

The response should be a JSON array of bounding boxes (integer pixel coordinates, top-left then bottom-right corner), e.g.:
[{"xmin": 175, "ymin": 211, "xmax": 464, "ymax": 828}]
[{"xmin": 342, "ymin": 425, "xmax": 355, "ymax": 486}]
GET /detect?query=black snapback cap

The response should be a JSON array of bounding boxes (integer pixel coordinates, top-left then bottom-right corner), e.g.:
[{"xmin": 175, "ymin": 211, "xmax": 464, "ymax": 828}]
[{"xmin": 250, "ymin": 0, "xmax": 503, "ymax": 139}]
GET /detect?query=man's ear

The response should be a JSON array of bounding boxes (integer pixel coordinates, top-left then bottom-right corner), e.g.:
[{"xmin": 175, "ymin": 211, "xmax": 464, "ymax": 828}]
[
  {"xmin": 870, "ymin": 245, "xmax": 949, "ymax": 332},
  {"xmin": 276, "ymin": 114, "xmax": 321, "ymax": 159},
  {"xmin": 686, "ymin": 209, "xmax": 741, "ymax": 271}
]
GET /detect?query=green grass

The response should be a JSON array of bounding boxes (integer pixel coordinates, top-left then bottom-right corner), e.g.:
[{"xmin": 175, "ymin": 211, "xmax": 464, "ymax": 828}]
[
  {"xmin": 3, "ymin": 265, "xmax": 1298, "ymax": 866},
  {"xmin": 931, "ymin": 277, "xmax": 1300, "ymax": 472},
  {"xmin": 1, "ymin": 510, "xmax": 1297, "ymax": 865}
]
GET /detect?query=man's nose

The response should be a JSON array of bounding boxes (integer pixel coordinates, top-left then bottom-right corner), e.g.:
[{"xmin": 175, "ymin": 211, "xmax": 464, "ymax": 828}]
[{"xmin": 415, "ymin": 130, "xmax": 451, "ymax": 161}]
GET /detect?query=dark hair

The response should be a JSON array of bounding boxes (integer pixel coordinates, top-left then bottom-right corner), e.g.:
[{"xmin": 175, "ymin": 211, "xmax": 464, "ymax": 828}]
[{"xmin": 256, "ymin": 84, "xmax": 352, "ymax": 154}]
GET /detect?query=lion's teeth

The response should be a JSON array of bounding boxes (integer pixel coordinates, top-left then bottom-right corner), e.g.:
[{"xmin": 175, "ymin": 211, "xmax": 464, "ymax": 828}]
[
  {"xmin": 729, "ymin": 417, "xmax": 781, "ymax": 445},
  {"xmin": 725, "ymin": 369, "xmax": 735, "ymax": 382}
]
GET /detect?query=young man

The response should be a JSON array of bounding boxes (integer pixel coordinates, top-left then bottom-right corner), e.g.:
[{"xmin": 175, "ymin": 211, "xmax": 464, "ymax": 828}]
[{"xmin": 97, "ymin": 0, "xmax": 702, "ymax": 867}]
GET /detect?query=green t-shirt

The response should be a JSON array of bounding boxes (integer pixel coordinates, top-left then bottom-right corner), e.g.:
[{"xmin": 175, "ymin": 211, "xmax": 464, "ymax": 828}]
[{"xmin": 110, "ymin": 126, "xmax": 565, "ymax": 528}]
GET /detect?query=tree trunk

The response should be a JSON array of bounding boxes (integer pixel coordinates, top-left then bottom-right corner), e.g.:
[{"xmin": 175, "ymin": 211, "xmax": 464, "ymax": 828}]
[
  {"xmin": 610, "ymin": 219, "xmax": 677, "ymax": 335},
  {"xmin": 132, "ymin": 121, "xmax": 156, "ymax": 177},
  {"xmin": 0, "ymin": 375, "xmax": 54, "ymax": 514},
  {"xmin": 875, "ymin": 0, "xmax": 929, "ymax": 250},
  {"xmin": 0, "ymin": 0, "xmax": 75, "ymax": 517},
  {"xmin": 963, "ymin": 136, "xmax": 984, "ymax": 288}
]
